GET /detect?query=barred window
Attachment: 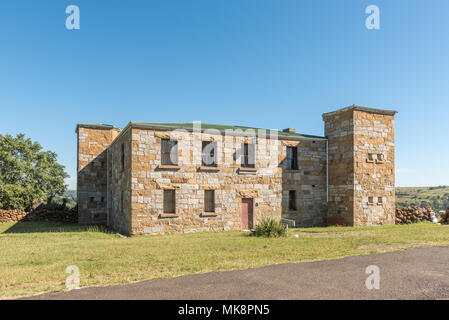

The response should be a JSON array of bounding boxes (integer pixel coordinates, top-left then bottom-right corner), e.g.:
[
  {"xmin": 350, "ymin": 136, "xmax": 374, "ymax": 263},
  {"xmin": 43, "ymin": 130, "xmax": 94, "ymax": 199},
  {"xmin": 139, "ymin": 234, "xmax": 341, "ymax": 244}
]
[
  {"xmin": 204, "ymin": 190, "xmax": 215, "ymax": 213},
  {"xmin": 161, "ymin": 139, "xmax": 178, "ymax": 165},
  {"xmin": 163, "ymin": 190, "xmax": 176, "ymax": 214},
  {"xmin": 202, "ymin": 141, "xmax": 217, "ymax": 167},
  {"xmin": 286, "ymin": 146, "xmax": 298, "ymax": 170},
  {"xmin": 288, "ymin": 190, "xmax": 296, "ymax": 211},
  {"xmin": 242, "ymin": 143, "xmax": 255, "ymax": 168}
]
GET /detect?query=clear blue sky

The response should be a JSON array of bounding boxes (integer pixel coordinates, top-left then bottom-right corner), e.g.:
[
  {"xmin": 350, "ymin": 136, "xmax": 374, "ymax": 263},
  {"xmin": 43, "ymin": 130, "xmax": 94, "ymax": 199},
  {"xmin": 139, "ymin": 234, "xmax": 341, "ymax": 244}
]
[{"xmin": 1, "ymin": 0, "xmax": 448, "ymax": 189}]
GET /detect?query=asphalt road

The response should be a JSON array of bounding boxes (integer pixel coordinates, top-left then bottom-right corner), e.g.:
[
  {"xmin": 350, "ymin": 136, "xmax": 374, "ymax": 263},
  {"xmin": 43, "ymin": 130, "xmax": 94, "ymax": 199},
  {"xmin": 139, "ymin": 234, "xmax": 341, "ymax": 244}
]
[{"xmin": 24, "ymin": 246, "xmax": 449, "ymax": 300}]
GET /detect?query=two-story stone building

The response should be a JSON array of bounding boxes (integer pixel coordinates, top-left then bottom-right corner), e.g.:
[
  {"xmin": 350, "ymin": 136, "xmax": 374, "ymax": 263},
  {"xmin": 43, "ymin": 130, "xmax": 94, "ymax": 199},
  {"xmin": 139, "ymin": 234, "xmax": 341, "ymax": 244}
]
[{"xmin": 76, "ymin": 105, "xmax": 397, "ymax": 235}]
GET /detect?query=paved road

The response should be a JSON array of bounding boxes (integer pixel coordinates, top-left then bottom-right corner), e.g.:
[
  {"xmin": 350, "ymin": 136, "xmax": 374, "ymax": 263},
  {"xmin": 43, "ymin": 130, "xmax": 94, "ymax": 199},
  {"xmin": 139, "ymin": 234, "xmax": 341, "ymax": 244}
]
[{"xmin": 25, "ymin": 246, "xmax": 449, "ymax": 300}]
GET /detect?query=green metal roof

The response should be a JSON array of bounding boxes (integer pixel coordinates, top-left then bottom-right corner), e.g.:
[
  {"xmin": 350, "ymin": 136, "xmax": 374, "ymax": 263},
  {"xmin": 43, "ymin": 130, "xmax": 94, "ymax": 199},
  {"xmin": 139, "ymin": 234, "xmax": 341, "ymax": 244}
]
[{"xmin": 130, "ymin": 122, "xmax": 326, "ymax": 139}]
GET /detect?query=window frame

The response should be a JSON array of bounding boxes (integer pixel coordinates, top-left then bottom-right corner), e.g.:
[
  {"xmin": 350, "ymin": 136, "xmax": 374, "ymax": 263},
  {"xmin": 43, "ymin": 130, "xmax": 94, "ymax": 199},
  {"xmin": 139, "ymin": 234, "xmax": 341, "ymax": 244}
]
[
  {"xmin": 204, "ymin": 190, "xmax": 215, "ymax": 213},
  {"xmin": 241, "ymin": 143, "xmax": 255, "ymax": 168},
  {"xmin": 286, "ymin": 146, "xmax": 298, "ymax": 170},
  {"xmin": 288, "ymin": 190, "xmax": 297, "ymax": 211},
  {"xmin": 201, "ymin": 141, "xmax": 217, "ymax": 167},
  {"xmin": 161, "ymin": 139, "xmax": 178, "ymax": 166},
  {"xmin": 163, "ymin": 189, "xmax": 176, "ymax": 214}
]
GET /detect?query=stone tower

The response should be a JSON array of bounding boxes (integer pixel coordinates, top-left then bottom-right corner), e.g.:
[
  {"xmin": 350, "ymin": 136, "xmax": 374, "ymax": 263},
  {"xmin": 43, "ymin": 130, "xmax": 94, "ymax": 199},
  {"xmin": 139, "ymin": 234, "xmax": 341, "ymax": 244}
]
[
  {"xmin": 323, "ymin": 106, "xmax": 397, "ymax": 226},
  {"xmin": 76, "ymin": 124, "xmax": 121, "ymax": 224}
]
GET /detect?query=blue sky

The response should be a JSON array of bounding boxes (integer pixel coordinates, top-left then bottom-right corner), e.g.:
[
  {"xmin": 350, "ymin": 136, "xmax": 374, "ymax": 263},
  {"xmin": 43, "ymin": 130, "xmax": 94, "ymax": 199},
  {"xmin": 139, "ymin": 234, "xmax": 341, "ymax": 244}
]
[{"xmin": 0, "ymin": 0, "xmax": 448, "ymax": 189}]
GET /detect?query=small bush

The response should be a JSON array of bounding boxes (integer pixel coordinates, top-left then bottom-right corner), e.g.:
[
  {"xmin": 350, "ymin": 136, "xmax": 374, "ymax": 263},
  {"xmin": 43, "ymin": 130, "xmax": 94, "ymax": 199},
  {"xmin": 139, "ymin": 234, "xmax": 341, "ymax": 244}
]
[{"xmin": 251, "ymin": 217, "xmax": 287, "ymax": 238}]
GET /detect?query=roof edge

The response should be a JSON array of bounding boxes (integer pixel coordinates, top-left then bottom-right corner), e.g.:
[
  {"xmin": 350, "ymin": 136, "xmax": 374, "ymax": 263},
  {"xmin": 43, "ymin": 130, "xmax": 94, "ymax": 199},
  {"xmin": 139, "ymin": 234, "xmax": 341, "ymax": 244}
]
[
  {"xmin": 75, "ymin": 123, "xmax": 122, "ymax": 133},
  {"xmin": 128, "ymin": 122, "xmax": 327, "ymax": 141},
  {"xmin": 322, "ymin": 105, "xmax": 398, "ymax": 118}
]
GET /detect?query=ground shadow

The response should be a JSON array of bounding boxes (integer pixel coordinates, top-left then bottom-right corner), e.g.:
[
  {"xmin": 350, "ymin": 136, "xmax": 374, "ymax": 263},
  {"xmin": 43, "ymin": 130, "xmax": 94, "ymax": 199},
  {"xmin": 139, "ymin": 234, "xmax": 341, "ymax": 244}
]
[{"xmin": 2, "ymin": 221, "xmax": 113, "ymax": 234}]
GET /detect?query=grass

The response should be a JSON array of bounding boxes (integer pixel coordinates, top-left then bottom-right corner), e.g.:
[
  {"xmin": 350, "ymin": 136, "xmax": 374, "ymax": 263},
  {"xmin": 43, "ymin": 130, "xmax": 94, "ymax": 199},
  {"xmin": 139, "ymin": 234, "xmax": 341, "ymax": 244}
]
[{"xmin": 2, "ymin": 221, "xmax": 449, "ymax": 299}]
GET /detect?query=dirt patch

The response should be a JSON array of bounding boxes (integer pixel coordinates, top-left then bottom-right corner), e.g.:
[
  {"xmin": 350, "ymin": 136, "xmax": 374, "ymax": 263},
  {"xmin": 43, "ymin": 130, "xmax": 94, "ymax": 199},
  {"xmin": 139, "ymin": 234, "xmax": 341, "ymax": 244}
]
[
  {"xmin": 296, "ymin": 231, "xmax": 373, "ymax": 238},
  {"xmin": 357, "ymin": 243, "xmax": 429, "ymax": 251}
]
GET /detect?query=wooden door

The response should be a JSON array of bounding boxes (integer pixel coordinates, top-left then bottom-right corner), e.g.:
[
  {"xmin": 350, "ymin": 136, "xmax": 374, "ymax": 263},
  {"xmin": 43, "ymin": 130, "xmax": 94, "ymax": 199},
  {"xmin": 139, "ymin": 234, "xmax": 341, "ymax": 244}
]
[{"xmin": 241, "ymin": 198, "xmax": 254, "ymax": 230}]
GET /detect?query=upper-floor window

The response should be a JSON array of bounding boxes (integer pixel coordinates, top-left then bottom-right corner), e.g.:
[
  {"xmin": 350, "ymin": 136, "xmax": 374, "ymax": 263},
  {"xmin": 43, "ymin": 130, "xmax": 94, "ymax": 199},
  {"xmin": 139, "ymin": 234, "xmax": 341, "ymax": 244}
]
[
  {"xmin": 202, "ymin": 141, "xmax": 217, "ymax": 167},
  {"xmin": 241, "ymin": 143, "xmax": 255, "ymax": 168},
  {"xmin": 286, "ymin": 146, "xmax": 298, "ymax": 170},
  {"xmin": 161, "ymin": 139, "xmax": 178, "ymax": 165}
]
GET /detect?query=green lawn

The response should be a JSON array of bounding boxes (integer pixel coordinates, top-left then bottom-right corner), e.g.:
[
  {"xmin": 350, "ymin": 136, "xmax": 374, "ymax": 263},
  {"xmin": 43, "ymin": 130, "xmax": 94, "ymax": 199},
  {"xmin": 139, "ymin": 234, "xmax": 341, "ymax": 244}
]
[{"xmin": 1, "ymin": 221, "xmax": 449, "ymax": 299}]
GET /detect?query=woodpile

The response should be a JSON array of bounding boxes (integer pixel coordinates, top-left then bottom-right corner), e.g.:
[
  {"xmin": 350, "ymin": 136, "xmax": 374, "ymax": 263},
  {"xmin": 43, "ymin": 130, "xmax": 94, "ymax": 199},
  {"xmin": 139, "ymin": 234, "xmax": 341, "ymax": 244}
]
[
  {"xmin": 439, "ymin": 208, "xmax": 449, "ymax": 224},
  {"xmin": 395, "ymin": 206, "xmax": 433, "ymax": 224}
]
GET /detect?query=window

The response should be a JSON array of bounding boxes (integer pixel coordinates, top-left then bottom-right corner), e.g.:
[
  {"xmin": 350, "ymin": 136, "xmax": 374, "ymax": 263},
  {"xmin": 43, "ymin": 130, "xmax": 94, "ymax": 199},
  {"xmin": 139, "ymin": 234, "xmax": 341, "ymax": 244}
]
[
  {"xmin": 121, "ymin": 144, "xmax": 125, "ymax": 169},
  {"xmin": 286, "ymin": 146, "xmax": 298, "ymax": 170},
  {"xmin": 241, "ymin": 143, "xmax": 255, "ymax": 168},
  {"xmin": 368, "ymin": 196, "xmax": 374, "ymax": 204},
  {"xmin": 204, "ymin": 190, "xmax": 215, "ymax": 212},
  {"xmin": 376, "ymin": 154, "xmax": 385, "ymax": 163},
  {"xmin": 202, "ymin": 141, "xmax": 217, "ymax": 167},
  {"xmin": 163, "ymin": 190, "xmax": 176, "ymax": 213},
  {"xmin": 161, "ymin": 139, "xmax": 178, "ymax": 165},
  {"xmin": 367, "ymin": 153, "xmax": 375, "ymax": 162},
  {"xmin": 288, "ymin": 190, "xmax": 297, "ymax": 211},
  {"xmin": 378, "ymin": 197, "xmax": 383, "ymax": 204}
]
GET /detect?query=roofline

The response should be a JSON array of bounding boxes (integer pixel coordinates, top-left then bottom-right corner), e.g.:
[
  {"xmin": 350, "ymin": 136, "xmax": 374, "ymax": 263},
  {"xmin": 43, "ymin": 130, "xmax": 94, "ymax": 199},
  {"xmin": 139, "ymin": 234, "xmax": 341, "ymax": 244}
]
[
  {"xmin": 75, "ymin": 123, "xmax": 121, "ymax": 134},
  {"xmin": 128, "ymin": 122, "xmax": 328, "ymax": 141},
  {"xmin": 322, "ymin": 105, "xmax": 398, "ymax": 119}
]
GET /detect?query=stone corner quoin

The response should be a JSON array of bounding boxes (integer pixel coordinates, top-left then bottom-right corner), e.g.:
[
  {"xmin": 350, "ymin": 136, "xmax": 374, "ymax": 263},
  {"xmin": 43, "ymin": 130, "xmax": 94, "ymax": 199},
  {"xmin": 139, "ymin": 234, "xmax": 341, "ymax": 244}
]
[{"xmin": 75, "ymin": 105, "xmax": 397, "ymax": 236}]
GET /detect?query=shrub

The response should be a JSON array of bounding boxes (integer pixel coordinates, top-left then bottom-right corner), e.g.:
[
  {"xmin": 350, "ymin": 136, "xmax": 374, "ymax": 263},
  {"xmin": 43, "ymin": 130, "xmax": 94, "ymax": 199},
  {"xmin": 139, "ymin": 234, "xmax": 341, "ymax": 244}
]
[{"xmin": 251, "ymin": 217, "xmax": 287, "ymax": 238}]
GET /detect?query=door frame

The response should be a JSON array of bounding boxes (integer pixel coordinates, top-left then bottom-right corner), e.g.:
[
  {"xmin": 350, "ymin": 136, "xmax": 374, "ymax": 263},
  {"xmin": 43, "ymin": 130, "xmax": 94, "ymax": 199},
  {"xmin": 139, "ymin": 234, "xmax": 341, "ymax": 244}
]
[{"xmin": 241, "ymin": 198, "xmax": 254, "ymax": 230}]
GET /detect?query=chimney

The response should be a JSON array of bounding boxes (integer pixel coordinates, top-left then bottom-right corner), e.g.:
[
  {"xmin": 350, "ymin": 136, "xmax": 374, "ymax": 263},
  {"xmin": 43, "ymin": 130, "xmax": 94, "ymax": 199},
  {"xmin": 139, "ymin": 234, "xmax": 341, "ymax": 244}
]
[{"xmin": 282, "ymin": 128, "xmax": 296, "ymax": 133}]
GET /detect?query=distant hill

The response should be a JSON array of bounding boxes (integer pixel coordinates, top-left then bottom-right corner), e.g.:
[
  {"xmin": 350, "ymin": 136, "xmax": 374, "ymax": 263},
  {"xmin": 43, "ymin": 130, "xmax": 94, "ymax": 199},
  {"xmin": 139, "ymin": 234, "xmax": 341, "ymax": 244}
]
[{"xmin": 396, "ymin": 186, "xmax": 449, "ymax": 212}]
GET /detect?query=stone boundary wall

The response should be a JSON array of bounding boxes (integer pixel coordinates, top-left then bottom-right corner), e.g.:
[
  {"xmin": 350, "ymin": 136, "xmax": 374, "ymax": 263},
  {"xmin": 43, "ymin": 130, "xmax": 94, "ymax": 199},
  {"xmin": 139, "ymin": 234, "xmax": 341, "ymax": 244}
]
[{"xmin": 0, "ymin": 208, "xmax": 78, "ymax": 223}]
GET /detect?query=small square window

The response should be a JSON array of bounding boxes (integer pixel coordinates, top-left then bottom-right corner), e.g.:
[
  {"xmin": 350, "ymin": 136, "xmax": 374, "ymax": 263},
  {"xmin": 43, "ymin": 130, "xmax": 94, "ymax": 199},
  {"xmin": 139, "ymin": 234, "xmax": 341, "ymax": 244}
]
[
  {"xmin": 376, "ymin": 154, "xmax": 385, "ymax": 163},
  {"xmin": 378, "ymin": 197, "xmax": 383, "ymax": 204},
  {"xmin": 368, "ymin": 196, "xmax": 374, "ymax": 204},
  {"xmin": 367, "ymin": 153, "xmax": 375, "ymax": 162}
]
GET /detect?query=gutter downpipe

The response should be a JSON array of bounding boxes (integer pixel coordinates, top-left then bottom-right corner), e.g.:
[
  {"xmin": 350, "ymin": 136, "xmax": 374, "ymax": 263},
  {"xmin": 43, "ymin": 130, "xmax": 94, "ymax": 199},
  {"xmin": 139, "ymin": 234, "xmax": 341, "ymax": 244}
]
[
  {"xmin": 106, "ymin": 148, "xmax": 110, "ymax": 226},
  {"xmin": 326, "ymin": 139, "xmax": 329, "ymax": 202}
]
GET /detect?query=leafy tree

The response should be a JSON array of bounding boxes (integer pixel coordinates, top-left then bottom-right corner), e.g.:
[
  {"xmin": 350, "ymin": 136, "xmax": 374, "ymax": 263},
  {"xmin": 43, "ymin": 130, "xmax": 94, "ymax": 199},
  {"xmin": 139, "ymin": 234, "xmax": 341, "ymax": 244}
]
[{"xmin": 0, "ymin": 134, "xmax": 69, "ymax": 211}]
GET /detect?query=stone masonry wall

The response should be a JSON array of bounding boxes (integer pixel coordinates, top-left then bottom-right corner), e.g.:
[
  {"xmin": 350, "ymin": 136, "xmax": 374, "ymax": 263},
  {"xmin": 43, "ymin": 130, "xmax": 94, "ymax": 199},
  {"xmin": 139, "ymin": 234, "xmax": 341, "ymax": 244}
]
[
  {"xmin": 77, "ymin": 125, "xmax": 120, "ymax": 224},
  {"xmin": 323, "ymin": 110, "xmax": 355, "ymax": 225},
  {"xmin": 323, "ymin": 106, "xmax": 396, "ymax": 226},
  {"xmin": 128, "ymin": 128, "xmax": 327, "ymax": 235},
  {"xmin": 107, "ymin": 128, "xmax": 133, "ymax": 235},
  {"xmin": 353, "ymin": 111, "xmax": 395, "ymax": 226}
]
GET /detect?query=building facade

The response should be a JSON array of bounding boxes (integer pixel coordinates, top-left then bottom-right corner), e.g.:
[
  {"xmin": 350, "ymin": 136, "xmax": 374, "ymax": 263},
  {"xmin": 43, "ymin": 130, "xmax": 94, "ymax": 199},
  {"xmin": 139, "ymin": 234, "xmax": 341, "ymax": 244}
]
[{"xmin": 76, "ymin": 105, "xmax": 397, "ymax": 235}]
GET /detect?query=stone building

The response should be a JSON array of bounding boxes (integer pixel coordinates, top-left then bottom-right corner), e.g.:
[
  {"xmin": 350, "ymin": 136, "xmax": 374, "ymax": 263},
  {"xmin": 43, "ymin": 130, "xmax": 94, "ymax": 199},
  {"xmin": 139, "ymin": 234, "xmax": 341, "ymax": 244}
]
[{"xmin": 76, "ymin": 105, "xmax": 397, "ymax": 235}]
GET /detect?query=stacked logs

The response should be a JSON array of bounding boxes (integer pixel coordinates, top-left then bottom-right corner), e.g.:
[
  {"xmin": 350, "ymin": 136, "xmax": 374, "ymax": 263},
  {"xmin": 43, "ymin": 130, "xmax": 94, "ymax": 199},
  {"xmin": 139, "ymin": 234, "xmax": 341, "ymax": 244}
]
[
  {"xmin": 439, "ymin": 208, "xmax": 449, "ymax": 224},
  {"xmin": 395, "ymin": 206, "xmax": 433, "ymax": 224}
]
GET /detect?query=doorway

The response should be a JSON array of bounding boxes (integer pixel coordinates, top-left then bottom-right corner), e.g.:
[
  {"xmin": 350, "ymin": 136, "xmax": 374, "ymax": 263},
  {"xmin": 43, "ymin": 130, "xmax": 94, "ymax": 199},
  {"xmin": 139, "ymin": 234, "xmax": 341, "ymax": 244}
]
[{"xmin": 241, "ymin": 198, "xmax": 254, "ymax": 230}]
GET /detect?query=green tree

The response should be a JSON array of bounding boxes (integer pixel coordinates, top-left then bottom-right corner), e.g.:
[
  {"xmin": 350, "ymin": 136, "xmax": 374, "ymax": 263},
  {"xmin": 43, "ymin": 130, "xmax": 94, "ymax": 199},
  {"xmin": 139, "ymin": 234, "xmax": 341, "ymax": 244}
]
[{"xmin": 0, "ymin": 134, "xmax": 69, "ymax": 211}]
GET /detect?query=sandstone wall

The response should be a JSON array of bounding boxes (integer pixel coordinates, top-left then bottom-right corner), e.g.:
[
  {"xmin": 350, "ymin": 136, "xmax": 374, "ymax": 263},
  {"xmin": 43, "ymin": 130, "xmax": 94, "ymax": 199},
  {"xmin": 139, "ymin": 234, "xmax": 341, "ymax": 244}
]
[
  {"xmin": 107, "ymin": 128, "xmax": 133, "ymax": 235},
  {"xmin": 128, "ymin": 127, "xmax": 327, "ymax": 235},
  {"xmin": 323, "ymin": 106, "xmax": 396, "ymax": 226},
  {"xmin": 76, "ymin": 125, "xmax": 120, "ymax": 224},
  {"xmin": 353, "ymin": 111, "xmax": 395, "ymax": 226}
]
